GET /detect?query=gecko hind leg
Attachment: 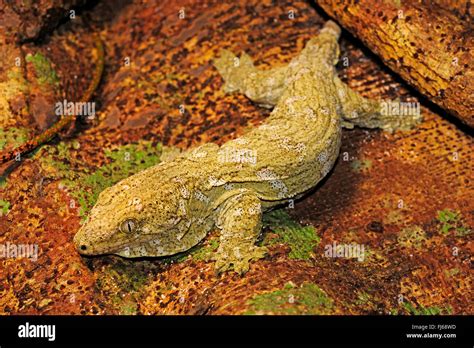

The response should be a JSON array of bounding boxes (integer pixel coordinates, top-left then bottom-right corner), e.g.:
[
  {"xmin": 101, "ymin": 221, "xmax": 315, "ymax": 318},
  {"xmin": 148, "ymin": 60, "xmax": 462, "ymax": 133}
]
[
  {"xmin": 213, "ymin": 191, "xmax": 268, "ymax": 274},
  {"xmin": 214, "ymin": 49, "xmax": 288, "ymax": 108},
  {"xmin": 334, "ymin": 77, "xmax": 423, "ymax": 133},
  {"xmin": 213, "ymin": 21, "xmax": 342, "ymax": 109}
]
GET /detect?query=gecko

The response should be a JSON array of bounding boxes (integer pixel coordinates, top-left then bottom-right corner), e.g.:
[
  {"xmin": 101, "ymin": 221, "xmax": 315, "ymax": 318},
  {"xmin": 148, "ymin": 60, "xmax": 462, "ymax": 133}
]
[{"xmin": 73, "ymin": 21, "xmax": 421, "ymax": 274}]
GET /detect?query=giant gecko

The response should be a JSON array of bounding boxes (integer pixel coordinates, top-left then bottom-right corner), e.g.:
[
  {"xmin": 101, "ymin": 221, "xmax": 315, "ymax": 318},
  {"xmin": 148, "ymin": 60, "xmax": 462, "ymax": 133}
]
[{"xmin": 73, "ymin": 21, "xmax": 421, "ymax": 273}]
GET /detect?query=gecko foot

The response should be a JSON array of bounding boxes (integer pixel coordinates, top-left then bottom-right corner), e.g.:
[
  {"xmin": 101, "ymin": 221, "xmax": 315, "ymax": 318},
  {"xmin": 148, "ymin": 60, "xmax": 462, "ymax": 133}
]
[
  {"xmin": 214, "ymin": 49, "xmax": 254, "ymax": 94},
  {"xmin": 213, "ymin": 245, "xmax": 268, "ymax": 275}
]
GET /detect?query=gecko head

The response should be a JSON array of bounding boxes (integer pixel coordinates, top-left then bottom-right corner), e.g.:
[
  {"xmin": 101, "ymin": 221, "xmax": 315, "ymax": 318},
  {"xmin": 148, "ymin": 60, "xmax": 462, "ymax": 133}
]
[{"xmin": 73, "ymin": 169, "xmax": 201, "ymax": 258}]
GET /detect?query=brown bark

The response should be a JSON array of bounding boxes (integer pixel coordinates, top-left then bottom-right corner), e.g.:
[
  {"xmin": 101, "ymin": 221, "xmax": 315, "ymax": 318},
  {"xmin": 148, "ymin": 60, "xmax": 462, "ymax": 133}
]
[
  {"xmin": 0, "ymin": 0, "xmax": 86, "ymax": 42},
  {"xmin": 430, "ymin": 0, "xmax": 473, "ymax": 21},
  {"xmin": 316, "ymin": 0, "xmax": 474, "ymax": 128}
]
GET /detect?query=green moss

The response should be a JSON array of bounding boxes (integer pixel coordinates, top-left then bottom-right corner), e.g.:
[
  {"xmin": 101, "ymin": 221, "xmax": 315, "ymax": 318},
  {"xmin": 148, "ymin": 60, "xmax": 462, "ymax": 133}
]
[
  {"xmin": 191, "ymin": 238, "xmax": 219, "ymax": 261},
  {"xmin": 101, "ymin": 260, "xmax": 149, "ymax": 293},
  {"xmin": 36, "ymin": 141, "xmax": 81, "ymax": 182},
  {"xmin": 397, "ymin": 226, "xmax": 427, "ymax": 249},
  {"xmin": 263, "ymin": 209, "xmax": 319, "ymax": 260},
  {"xmin": 437, "ymin": 209, "xmax": 471, "ymax": 236},
  {"xmin": 384, "ymin": 209, "xmax": 406, "ymax": 225},
  {"xmin": 444, "ymin": 268, "xmax": 460, "ymax": 278},
  {"xmin": 454, "ymin": 226, "xmax": 471, "ymax": 237},
  {"xmin": 0, "ymin": 199, "xmax": 10, "ymax": 216},
  {"xmin": 350, "ymin": 159, "xmax": 372, "ymax": 172},
  {"xmin": 361, "ymin": 247, "xmax": 382, "ymax": 264},
  {"xmin": 0, "ymin": 127, "xmax": 29, "ymax": 151},
  {"xmin": 355, "ymin": 291, "xmax": 372, "ymax": 306},
  {"xmin": 25, "ymin": 53, "xmax": 60, "ymax": 86},
  {"xmin": 0, "ymin": 127, "xmax": 30, "ymax": 188},
  {"xmin": 119, "ymin": 300, "xmax": 138, "ymax": 315},
  {"xmin": 95, "ymin": 259, "xmax": 152, "ymax": 315},
  {"xmin": 438, "ymin": 209, "xmax": 458, "ymax": 234},
  {"xmin": 391, "ymin": 302, "xmax": 452, "ymax": 315},
  {"xmin": 246, "ymin": 282, "xmax": 334, "ymax": 315},
  {"xmin": 401, "ymin": 301, "xmax": 452, "ymax": 315},
  {"xmin": 55, "ymin": 141, "xmax": 75, "ymax": 160},
  {"xmin": 352, "ymin": 291, "xmax": 388, "ymax": 313}
]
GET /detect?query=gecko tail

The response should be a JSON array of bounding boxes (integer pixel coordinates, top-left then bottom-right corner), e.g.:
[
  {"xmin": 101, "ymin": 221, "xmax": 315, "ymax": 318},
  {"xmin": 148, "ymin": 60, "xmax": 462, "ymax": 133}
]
[
  {"xmin": 303, "ymin": 20, "xmax": 341, "ymax": 66},
  {"xmin": 321, "ymin": 20, "xmax": 341, "ymax": 40}
]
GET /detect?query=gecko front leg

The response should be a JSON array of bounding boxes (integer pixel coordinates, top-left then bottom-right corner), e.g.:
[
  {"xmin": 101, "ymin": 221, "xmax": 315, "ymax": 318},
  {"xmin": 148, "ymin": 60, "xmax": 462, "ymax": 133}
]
[
  {"xmin": 334, "ymin": 77, "xmax": 423, "ymax": 132},
  {"xmin": 213, "ymin": 191, "xmax": 268, "ymax": 274}
]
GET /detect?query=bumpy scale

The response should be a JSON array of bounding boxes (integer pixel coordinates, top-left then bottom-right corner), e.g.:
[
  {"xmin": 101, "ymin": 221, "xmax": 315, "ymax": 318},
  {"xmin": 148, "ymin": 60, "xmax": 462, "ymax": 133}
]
[{"xmin": 74, "ymin": 21, "xmax": 421, "ymax": 274}]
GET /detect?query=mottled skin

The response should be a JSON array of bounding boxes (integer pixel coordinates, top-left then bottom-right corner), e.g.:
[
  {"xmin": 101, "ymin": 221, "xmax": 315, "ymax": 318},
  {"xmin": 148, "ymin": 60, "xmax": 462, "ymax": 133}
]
[{"xmin": 74, "ymin": 21, "xmax": 421, "ymax": 273}]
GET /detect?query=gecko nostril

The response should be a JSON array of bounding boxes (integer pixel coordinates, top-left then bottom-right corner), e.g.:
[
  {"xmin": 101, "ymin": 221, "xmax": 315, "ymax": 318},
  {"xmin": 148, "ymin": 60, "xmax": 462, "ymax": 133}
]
[{"xmin": 80, "ymin": 244, "xmax": 87, "ymax": 251}]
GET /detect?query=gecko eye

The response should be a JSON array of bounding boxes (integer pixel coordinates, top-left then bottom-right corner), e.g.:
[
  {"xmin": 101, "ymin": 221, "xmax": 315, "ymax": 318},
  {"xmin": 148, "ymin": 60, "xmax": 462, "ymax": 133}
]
[{"xmin": 120, "ymin": 219, "xmax": 137, "ymax": 234}]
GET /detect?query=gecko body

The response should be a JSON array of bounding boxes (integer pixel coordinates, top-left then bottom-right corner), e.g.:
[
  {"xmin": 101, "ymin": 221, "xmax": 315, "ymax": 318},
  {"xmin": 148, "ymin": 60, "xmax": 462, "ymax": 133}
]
[{"xmin": 74, "ymin": 21, "xmax": 421, "ymax": 273}]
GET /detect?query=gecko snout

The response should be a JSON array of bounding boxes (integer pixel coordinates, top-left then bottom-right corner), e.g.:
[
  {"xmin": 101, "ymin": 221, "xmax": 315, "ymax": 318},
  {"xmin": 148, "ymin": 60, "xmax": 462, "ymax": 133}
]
[
  {"xmin": 76, "ymin": 241, "xmax": 92, "ymax": 255},
  {"xmin": 73, "ymin": 232, "xmax": 94, "ymax": 255}
]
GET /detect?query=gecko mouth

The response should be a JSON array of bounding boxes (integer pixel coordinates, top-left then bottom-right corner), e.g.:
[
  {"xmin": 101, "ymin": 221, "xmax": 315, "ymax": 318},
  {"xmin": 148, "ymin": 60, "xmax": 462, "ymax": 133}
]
[
  {"xmin": 74, "ymin": 231, "xmax": 156, "ymax": 256},
  {"xmin": 105, "ymin": 237, "xmax": 156, "ymax": 255}
]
